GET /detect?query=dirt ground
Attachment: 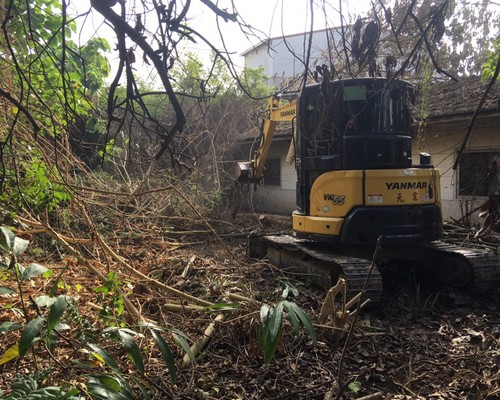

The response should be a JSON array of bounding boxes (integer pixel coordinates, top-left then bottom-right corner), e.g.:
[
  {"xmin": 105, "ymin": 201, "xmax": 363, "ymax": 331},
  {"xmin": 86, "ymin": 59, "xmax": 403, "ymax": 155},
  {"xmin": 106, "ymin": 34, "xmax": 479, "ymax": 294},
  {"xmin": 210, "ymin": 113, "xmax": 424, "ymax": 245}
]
[
  {"xmin": 128, "ymin": 215, "xmax": 500, "ymax": 400},
  {"xmin": 160, "ymin": 242, "xmax": 499, "ymax": 399},
  {"xmin": 1, "ymin": 216, "xmax": 499, "ymax": 399}
]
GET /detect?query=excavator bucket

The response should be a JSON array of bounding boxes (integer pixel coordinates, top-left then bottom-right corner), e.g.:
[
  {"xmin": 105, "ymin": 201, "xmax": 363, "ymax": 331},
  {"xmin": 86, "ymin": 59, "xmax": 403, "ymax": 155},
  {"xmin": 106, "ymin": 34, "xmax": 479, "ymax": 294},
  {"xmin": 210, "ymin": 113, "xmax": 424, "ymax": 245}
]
[
  {"xmin": 236, "ymin": 161, "xmax": 261, "ymax": 185},
  {"xmin": 236, "ymin": 161, "xmax": 251, "ymax": 183}
]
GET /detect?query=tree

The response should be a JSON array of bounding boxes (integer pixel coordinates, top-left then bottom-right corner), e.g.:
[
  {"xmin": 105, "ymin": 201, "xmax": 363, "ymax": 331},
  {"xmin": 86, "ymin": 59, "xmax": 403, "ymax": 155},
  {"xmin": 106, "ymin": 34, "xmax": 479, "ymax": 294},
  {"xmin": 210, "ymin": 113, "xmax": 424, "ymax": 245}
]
[
  {"xmin": 483, "ymin": 21, "xmax": 500, "ymax": 80},
  {"xmin": 321, "ymin": 0, "xmax": 499, "ymax": 82},
  {"xmin": 0, "ymin": 0, "xmax": 110, "ymax": 220}
]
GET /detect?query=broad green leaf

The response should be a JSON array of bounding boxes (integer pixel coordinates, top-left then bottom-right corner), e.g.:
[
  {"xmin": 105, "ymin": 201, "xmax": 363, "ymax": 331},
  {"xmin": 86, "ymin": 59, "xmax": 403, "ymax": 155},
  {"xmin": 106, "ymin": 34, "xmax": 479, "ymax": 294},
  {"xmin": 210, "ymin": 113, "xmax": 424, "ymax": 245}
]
[
  {"xmin": 53, "ymin": 322, "xmax": 71, "ymax": 331},
  {"xmin": 88, "ymin": 374, "xmax": 134, "ymax": 400},
  {"xmin": 88, "ymin": 343, "xmax": 119, "ymax": 372},
  {"xmin": 150, "ymin": 329, "xmax": 177, "ymax": 383},
  {"xmin": 0, "ymin": 343, "xmax": 19, "ymax": 365},
  {"xmin": 118, "ymin": 330, "xmax": 144, "ymax": 374},
  {"xmin": 258, "ymin": 303, "xmax": 284, "ymax": 364},
  {"xmin": 260, "ymin": 324, "xmax": 282, "ymax": 364},
  {"xmin": 173, "ymin": 332, "xmax": 195, "ymax": 362},
  {"xmin": 47, "ymin": 295, "xmax": 72, "ymax": 333},
  {"xmin": 103, "ymin": 326, "xmax": 144, "ymax": 338},
  {"xmin": 47, "ymin": 328, "xmax": 58, "ymax": 354},
  {"xmin": 0, "ymin": 226, "xmax": 15, "ymax": 250},
  {"xmin": 19, "ymin": 317, "xmax": 45, "ymax": 358},
  {"xmin": 284, "ymin": 301, "xmax": 316, "ymax": 344},
  {"xmin": 12, "ymin": 236, "xmax": 29, "ymax": 256},
  {"xmin": 58, "ymin": 387, "xmax": 82, "ymax": 399},
  {"xmin": 0, "ymin": 285, "xmax": 16, "ymax": 295},
  {"xmin": 348, "ymin": 381, "xmax": 362, "ymax": 393},
  {"xmin": 21, "ymin": 263, "xmax": 48, "ymax": 281},
  {"xmin": 14, "ymin": 263, "xmax": 25, "ymax": 277},
  {"xmin": 268, "ymin": 302, "xmax": 283, "ymax": 340},
  {"xmin": 260, "ymin": 304, "xmax": 271, "ymax": 323},
  {"xmin": 86, "ymin": 383, "xmax": 130, "ymax": 400},
  {"xmin": 42, "ymin": 269, "xmax": 54, "ymax": 279},
  {"xmin": 35, "ymin": 295, "xmax": 58, "ymax": 307},
  {"xmin": 0, "ymin": 321, "xmax": 22, "ymax": 333},
  {"xmin": 283, "ymin": 301, "xmax": 300, "ymax": 334}
]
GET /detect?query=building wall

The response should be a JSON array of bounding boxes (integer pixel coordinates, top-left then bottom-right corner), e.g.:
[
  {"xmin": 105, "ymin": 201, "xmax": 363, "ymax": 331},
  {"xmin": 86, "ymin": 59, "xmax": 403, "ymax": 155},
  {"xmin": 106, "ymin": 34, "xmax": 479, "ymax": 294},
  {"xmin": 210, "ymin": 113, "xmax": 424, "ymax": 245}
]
[
  {"xmin": 238, "ymin": 137, "xmax": 297, "ymax": 214},
  {"xmin": 414, "ymin": 114, "xmax": 500, "ymax": 221},
  {"xmin": 243, "ymin": 29, "xmax": 337, "ymax": 87}
]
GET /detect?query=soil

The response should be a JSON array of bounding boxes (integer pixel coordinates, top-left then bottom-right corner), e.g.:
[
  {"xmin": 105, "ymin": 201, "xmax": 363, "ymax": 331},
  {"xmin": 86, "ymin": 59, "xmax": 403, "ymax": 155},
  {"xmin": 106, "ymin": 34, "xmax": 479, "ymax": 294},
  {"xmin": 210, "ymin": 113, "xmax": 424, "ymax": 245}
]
[{"xmin": 1, "ymin": 216, "xmax": 499, "ymax": 399}]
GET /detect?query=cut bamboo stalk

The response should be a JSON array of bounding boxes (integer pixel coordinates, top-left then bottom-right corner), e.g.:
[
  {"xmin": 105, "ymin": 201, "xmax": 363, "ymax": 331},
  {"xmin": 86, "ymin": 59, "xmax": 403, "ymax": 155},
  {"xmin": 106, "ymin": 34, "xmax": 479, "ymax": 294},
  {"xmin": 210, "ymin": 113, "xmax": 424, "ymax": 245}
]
[{"xmin": 181, "ymin": 313, "xmax": 225, "ymax": 369}]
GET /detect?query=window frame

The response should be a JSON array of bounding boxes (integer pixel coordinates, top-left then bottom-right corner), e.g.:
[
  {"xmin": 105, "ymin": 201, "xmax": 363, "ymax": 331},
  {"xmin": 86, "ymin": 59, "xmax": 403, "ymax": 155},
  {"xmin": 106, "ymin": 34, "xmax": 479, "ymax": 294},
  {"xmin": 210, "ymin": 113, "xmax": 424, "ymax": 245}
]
[{"xmin": 457, "ymin": 150, "xmax": 499, "ymax": 197}]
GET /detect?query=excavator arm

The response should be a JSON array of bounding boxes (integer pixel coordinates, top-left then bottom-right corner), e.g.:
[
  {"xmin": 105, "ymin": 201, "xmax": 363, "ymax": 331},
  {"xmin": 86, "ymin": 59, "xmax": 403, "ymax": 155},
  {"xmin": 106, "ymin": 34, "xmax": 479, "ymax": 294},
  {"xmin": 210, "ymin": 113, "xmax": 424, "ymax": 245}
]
[{"xmin": 238, "ymin": 96, "xmax": 297, "ymax": 184}]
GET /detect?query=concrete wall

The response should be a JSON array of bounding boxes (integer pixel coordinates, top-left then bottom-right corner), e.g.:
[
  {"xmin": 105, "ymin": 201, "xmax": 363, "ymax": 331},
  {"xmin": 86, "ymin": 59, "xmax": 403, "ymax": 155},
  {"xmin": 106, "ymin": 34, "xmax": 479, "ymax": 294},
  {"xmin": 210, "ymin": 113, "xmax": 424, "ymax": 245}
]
[
  {"xmin": 243, "ymin": 29, "xmax": 338, "ymax": 87},
  {"xmin": 413, "ymin": 114, "xmax": 500, "ymax": 222},
  {"xmin": 239, "ymin": 137, "xmax": 297, "ymax": 215}
]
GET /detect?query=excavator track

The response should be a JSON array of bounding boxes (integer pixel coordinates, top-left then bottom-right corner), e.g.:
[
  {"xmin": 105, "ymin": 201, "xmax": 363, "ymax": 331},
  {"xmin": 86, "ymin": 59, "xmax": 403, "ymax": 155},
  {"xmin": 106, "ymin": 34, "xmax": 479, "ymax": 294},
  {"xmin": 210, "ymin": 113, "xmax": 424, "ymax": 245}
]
[
  {"xmin": 421, "ymin": 241, "xmax": 500, "ymax": 294},
  {"xmin": 252, "ymin": 235, "xmax": 500, "ymax": 302},
  {"xmin": 260, "ymin": 235, "xmax": 384, "ymax": 303}
]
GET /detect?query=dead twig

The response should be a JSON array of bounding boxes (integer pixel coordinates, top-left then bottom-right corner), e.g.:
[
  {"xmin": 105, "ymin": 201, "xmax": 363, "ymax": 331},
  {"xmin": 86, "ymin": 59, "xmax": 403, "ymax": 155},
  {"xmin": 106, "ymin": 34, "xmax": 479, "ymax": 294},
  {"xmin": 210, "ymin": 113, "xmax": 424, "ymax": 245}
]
[{"xmin": 334, "ymin": 235, "xmax": 383, "ymax": 400}]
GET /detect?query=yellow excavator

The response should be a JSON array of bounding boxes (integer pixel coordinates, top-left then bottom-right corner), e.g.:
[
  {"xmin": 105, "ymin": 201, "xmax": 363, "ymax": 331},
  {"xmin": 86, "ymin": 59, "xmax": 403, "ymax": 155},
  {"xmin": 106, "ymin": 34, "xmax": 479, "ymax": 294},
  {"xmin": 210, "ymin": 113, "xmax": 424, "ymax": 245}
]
[{"xmin": 238, "ymin": 78, "xmax": 499, "ymax": 300}]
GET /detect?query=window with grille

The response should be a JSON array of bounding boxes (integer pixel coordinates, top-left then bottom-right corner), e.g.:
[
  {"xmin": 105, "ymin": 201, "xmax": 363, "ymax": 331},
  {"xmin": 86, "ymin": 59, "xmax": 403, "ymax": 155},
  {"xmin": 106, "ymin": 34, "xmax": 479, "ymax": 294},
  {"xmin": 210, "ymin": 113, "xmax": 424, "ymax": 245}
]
[
  {"xmin": 458, "ymin": 151, "xmax": 499, "ymax": 196},
  {"xmin": 263, "ymin": 159, "xmax": 281, "ymax": 186}
]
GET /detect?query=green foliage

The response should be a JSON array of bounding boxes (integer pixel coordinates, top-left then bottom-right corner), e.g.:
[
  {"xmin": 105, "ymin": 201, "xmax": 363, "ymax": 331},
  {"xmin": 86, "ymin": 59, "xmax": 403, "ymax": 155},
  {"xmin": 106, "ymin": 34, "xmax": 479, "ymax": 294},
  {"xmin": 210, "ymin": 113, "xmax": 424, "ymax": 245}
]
[
  {"xmin": 171, "ymin": 52, "xmax": 270, "ymax": 98},
  {"xmin": 150, "ymin": 328, "xmax": 177, "ymax": 382},
  {"xmin": 77, "ymin": 325, "xmax": 190, "ymax": 397},
  {"xmin": 416, "ymin": 65, "xmax": 432, "ymax": 146},
  {"xmin": 482, "ymin": 22, "xmax": 500, "ymax": 80},
  {"xmin": 172, "ymin": 52, "xmax": 210, "ymax": 96},
  {"xmin": 5, "ymin": 0, "xmax": 110, "ymax": 132},
  {"xmin": 94, "ymin": 272, "xmax": 126, "ymax": 326},
  {"xmin": 348, "ymin": 381, "xmax": 362, "ymax": 394},
  {"xmin": 0, "ymin": 226, "xmax": 74, "ymax": 365},
  {"xmin": 1, "ymin": 369, "xmax": 82, "ymax": 400},
  {"xmin": 0, "ymin": 227, "xmax": 189, "ymax": 398},
  {"xmin": 22, "ymin": 159, "xmax": 71, "ymax": 212},
  {"xmin": 239, "ymin": 66, "xmax": 272, "ymax": 98},
  {"xmin": 73, "ymin": 38, "xmax": 111, "ymax": 94},
  {"xmin": 257, "ymin": 281, "xmax": 316, "ymax": 364},
  {"xmin": 0, "ymin": 149, "xmax": 71, "ymax": 220}
]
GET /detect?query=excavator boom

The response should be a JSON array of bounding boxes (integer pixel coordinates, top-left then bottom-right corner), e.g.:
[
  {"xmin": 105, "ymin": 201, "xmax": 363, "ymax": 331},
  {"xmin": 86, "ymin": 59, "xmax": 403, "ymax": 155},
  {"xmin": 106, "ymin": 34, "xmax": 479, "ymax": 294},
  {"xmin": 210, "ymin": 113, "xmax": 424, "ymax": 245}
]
[{"xmin": 237, "ymin": 96, "xmax": 297, "ymax": 184}]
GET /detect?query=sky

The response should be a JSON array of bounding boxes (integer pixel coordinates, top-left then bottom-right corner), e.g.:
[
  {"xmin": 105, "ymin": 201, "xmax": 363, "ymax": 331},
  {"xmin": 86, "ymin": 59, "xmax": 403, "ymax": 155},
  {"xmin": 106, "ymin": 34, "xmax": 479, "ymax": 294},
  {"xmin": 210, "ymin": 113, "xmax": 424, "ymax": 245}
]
[
  {"xmin": 185, "ymin": 0, "xmax": 361, "ymax": 62},
  {"xmin": 72, "ymin": 0, "xmax": 368, "ymax": 72}
]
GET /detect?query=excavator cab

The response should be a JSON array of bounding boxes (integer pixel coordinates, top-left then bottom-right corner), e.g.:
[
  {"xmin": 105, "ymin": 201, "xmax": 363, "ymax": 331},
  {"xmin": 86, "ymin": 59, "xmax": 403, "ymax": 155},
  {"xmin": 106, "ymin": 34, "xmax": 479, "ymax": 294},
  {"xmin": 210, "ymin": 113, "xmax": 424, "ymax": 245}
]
[
  {"xmin": 237, "ymin": 78, "xmax": 442, "ymax": 245},
  {"xmin": 293, "ymin": 78, "xmax": 442, "ymax": 245}
]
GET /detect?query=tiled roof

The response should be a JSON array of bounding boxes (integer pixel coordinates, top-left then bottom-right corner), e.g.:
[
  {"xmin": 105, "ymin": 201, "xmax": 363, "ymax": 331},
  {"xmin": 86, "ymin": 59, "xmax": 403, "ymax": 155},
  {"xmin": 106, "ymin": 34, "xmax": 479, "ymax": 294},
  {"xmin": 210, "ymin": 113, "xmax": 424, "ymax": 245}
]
[{"xmin": 422, "ymin": 76, "xmax": 500, "ymax": 118}]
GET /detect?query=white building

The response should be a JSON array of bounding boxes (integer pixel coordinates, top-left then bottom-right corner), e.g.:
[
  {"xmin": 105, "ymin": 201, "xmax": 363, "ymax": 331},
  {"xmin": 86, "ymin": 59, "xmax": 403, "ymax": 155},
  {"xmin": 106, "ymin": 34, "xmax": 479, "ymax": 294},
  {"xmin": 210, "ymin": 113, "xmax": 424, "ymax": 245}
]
[{"xmin": 241, "ymin": 28, "xmax": 340, "ymax": 88}]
